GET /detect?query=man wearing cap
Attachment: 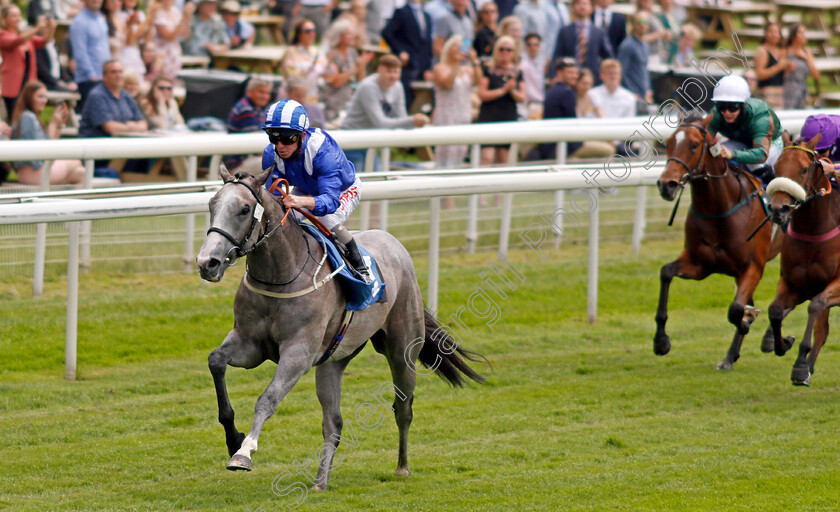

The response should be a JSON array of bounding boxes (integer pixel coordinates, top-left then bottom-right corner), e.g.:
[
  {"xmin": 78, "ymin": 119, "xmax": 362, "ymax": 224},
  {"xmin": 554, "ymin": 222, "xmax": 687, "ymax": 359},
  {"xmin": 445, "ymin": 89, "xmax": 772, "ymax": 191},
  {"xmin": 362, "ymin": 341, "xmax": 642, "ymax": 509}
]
[
  {"xmin": 183, "ymin": 0, "xmax": 231, "ymax": 58},
  {"xmin": 800, "ymin": 113, "xmax": 840, "ymax": 174},
  {"xmin": 710, "ymin": 74, "xmax": 782, "ymax": 181},
  {"xmin": 220, "ymin": 0, "xmax": 255, "ymax": 49}
]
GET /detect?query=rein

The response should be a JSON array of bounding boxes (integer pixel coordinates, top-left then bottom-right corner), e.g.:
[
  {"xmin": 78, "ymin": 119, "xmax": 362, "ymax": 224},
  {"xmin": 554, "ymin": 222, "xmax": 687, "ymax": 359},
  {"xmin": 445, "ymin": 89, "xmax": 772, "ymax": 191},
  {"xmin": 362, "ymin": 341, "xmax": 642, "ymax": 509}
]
[
  {"xmin": 776, "ymin": 145, "xmax": 833, "ymax": 210},
  {"xmin": 667, "ymin": 122, "xmax": 751, "ymax": 226}
]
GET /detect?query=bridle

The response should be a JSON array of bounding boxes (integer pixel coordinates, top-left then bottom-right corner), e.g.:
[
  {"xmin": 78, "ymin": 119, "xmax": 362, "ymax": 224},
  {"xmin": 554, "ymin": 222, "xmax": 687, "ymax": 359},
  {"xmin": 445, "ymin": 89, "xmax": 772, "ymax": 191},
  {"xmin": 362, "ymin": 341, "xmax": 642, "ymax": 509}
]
[
  {"xmin": 206, "ymin": 172, "xmax": 283, "ymax": 265},
  {"xmin": 777, "ymin": 144, "xmax": 833, "ymax": 210},
  {"xmin": 666, "ymin": 122, "xmax": 729, "ymax": 185}
]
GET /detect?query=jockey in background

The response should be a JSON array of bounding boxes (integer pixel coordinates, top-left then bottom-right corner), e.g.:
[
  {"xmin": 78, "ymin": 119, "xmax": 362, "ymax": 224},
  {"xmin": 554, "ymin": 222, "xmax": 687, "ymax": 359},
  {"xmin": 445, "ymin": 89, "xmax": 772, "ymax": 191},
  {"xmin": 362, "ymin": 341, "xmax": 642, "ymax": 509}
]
[
  {"xmin": 710, "ymin": 74, "xmax": 783, "ymax": 183},
  {"xmin": 799, "ymin": 113, "xmax": 840, "ymax": 175},
  {"xmin": 261, "ymin": 98, "xmax": 373, "ymax": 283}
]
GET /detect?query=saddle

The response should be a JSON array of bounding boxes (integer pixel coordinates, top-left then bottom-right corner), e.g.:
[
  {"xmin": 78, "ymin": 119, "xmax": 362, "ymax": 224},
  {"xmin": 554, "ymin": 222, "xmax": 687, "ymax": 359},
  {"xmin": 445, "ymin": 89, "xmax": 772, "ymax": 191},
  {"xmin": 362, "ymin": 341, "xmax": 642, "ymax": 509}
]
[{"xmin": 298, "ymin": 223, "xmax": 387, "ymax": 311}]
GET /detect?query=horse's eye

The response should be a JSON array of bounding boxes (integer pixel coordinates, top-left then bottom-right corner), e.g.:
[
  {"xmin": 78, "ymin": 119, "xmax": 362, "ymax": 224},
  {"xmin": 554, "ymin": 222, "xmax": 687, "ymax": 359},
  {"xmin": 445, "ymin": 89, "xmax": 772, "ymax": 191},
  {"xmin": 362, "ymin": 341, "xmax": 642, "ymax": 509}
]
[
  {"xmin": 240, "ymin": 205, "xmax": 251, "ymax": 215},
  {"xmin": 801, "ymin": 167, "xmax": 809, "ymax": 175},
  {"xmin": 691, "ymin": 142, "xmax": 699, "ymax": 150}
]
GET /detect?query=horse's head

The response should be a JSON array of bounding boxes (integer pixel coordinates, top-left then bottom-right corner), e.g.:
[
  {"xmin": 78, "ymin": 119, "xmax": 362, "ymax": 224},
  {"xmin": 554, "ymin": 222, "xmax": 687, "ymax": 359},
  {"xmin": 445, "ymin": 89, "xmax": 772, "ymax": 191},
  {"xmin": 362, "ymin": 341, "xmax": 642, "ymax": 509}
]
[
  {"xmin": 658, "ymin": 113, "xmax": 715, "ymax": 201},
  {"xmin": 766, "ymin": 132, "xmax": 822, "ymax": 225},
  {"xmin": 197, "ymin": 163, "xmax": 275, "ymax": 282}
]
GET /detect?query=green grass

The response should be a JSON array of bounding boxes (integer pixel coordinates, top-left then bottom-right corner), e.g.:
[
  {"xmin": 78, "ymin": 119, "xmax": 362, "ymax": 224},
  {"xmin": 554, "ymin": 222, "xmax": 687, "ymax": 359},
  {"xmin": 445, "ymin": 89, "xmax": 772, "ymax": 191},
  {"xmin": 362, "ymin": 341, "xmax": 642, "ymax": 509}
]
[{"xmin": 1, "ymin": 237, "xmax": 839, "ymax": 511}]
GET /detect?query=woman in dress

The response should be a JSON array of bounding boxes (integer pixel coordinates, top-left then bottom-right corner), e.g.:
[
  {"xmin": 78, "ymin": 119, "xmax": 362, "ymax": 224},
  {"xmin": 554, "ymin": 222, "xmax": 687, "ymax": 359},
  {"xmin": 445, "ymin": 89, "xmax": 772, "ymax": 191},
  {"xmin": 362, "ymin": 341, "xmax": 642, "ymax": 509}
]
[
  {"xmin": 433, "ymin": 35, "xmax": 480, "ymax": 171},
  {"xmin": 754, "ymin": 22, "xmax": 788, "ymax": 110},
  {"xmin": 320, "ymin": 18, "xmax": 372, "ymax": 123},
  {"xmin": 153, "ymin": 0, "xmax": 193, "ymax": 80},
  {"xmin": 477, "ymin": 35, "xmax": 525, "ymax": 167},
  {"xmin": 0, "ymin": 4, "xmax": 51, "ymax": 117},
  {"xmin": 281, "ymin": 18, "xmax": 328, "ymax": 106},
  {"xmin": 118, "ymin": 0, "xmax": 154, "ymax": 81},
  {"xmin": 10, "ymin": 81, "xmax": 85, "ymax": 185},
  {"xmin": 573, "ymin": 67, "xmax": 612, "ymax": 157},
  {"xmin": 141, "ymin": 39, "xmax": 164, "ymax": 84},
  {"xmin": 783, "ymin": 23, "xmax": 819, "ymax": 110}
]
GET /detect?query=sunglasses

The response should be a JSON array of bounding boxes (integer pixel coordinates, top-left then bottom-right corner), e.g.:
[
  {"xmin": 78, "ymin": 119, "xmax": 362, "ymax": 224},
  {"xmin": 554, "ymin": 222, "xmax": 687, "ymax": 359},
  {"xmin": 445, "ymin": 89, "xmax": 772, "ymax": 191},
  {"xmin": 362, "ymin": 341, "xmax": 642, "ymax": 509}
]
[
  {"xmin": 157, "ymin": 85, "xmax": 173, "ymax": 91},
  {"xmin": 634, "ymin": 19, "xmax": 649, "ymax": 25},
  {"xmin": 499, "ymin": 47, "xmax": 514, "ymax": 52},
  {"xmin": 715, "ymin": 102, "xmax": 742, "ymax": 113},
  {"xmin": 301, "ymin": 28, "xmax": 316, "ymax": 34},
  {"xmin": 266, "ymin": 129, "xmax": 300, "ymax": 145}
]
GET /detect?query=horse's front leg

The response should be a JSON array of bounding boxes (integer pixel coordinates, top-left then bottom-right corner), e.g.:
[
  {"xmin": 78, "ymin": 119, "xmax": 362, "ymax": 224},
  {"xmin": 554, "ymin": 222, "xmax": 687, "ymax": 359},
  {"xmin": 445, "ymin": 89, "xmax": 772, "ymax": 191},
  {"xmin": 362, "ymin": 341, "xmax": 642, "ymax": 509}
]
[
  {"xmin": 792, "ymin": 281, "xmax": 840, "ymax": 386},
  {"xmin": 768, "ymin": 278, "xmax": 801, "ymax": 358},
  {"xmin": 654, "ymin": 250, "xmax": 709, "ymax": 356},
  {"xmin": 208, "ymin": 329, "xmax": 267, "ymax": 457},
  {"xmin": 228, "ymin": 342, "xmax": 312, "ymax": 471},
  {"xmin": 717, "ymin": 263, "xmax": 764, "ymax": 370}
]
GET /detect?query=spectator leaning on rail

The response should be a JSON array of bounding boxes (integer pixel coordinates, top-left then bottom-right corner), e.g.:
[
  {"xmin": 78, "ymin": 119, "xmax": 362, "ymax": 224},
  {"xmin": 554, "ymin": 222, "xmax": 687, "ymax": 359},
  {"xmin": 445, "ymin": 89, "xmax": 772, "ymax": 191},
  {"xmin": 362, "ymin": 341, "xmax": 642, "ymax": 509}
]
[
  {"xmin": 79, "ymin": 59, "xmax": 148, "ymax": 137},
  {"xmin": 711, "ymin": 74, "xmax": 783, "ymax": 182},
  {"xmin": 260, "ymin": 98, "xmax": 373, "ymax": 283},
  {"xmin": 800, "ymin": 114, "xmax": 840, "ymax": 175},
  {"xmin": 340, "ymin": 54, "xmax": 430, "ymax": 172}
]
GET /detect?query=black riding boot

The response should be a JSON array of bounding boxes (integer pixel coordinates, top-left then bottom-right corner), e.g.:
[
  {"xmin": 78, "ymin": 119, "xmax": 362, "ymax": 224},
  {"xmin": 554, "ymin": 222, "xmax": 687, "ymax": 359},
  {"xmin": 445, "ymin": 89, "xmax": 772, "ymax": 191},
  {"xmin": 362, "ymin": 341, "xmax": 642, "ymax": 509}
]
[{"xmin": 344, "ymin": 238, "xmax": 373, "ymax": 283}]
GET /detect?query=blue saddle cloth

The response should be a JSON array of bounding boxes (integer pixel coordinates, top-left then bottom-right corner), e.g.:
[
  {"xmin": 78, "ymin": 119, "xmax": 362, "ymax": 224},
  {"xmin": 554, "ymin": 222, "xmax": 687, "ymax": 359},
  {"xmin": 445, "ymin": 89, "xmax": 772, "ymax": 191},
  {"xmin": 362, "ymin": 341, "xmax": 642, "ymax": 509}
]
[{"xmin": 299, "ymin": 223, "xmax": 386, "ymax": 311}]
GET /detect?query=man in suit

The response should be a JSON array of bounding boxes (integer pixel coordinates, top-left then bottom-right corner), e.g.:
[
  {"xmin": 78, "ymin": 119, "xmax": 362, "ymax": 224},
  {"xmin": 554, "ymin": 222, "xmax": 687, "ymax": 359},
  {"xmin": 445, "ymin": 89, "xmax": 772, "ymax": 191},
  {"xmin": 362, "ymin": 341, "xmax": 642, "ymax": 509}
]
[
  {"xmin": 552, "ymin": 0, "xmax": 613, "ymax": 83},
  {"xmin": 382, "ymin": 0, "xmax": 434, "ymax": 109},
  {"xmin": 592, "ymin": 0, "xmax": 626, "ymax": 54},
  {"xmin": 531, "ymin": 57, "xmax": 581, "ymax": 160}
]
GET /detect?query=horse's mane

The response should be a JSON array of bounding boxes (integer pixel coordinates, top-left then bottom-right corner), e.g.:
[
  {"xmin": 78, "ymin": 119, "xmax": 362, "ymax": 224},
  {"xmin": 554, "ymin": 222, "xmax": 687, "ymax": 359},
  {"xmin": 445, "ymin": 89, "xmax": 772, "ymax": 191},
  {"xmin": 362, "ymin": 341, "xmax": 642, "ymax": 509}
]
[{"xmin": 682, "ymin": 110, "xmax": 705, "ymax": 125}]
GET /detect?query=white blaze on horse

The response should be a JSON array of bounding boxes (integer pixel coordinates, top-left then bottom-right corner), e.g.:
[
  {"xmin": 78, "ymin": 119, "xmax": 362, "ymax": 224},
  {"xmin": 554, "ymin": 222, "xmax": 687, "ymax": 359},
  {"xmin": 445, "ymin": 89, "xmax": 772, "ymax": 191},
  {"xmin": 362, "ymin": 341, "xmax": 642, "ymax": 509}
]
[{"xmin": 196, "ymin": 164, "xmax": 486, "ymax": 489}]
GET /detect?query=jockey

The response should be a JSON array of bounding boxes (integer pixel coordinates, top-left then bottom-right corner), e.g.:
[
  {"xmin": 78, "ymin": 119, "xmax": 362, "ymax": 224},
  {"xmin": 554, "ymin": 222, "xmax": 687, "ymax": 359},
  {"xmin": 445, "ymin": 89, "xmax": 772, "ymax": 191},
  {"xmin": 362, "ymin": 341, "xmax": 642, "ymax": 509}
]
[
  {"xmin": 261, "ymin": 98, "xmax": 373, "ymax": 283},
  {"xmin": 710, "ymin": 74, "xmax": 783, "ymax": 182},
  {"xmin": 799, "ymin": 113, "xmax": 840, "ymax": 175}
]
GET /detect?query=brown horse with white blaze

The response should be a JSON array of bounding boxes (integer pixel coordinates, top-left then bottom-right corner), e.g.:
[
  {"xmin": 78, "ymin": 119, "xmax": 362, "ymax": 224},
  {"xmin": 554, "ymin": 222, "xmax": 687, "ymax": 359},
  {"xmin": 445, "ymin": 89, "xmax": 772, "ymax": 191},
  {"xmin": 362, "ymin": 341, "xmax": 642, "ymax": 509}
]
[
  {"xmin": 655, "ymin": 113, "xmax": 782, "ymax": 370},
  {"xmin": 766, "ymin": 132, "xmax": 840, "ymax": 386}
]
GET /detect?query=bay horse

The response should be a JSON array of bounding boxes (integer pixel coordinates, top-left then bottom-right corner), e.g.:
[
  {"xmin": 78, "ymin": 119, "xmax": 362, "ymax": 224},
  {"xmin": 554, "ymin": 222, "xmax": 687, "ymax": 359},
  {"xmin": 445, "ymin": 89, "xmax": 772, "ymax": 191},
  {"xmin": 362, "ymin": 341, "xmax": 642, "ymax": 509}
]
[
  {"xmin": 196, "ymin": 164, "xmax": 485, "ymax": 488},
  {"xmin": 766, "ymin": 132, "xmax": 839, "ymax": 386},
  {"xmin": 655, "ymin": 113, "xmax": 782, "ymax": 370}
]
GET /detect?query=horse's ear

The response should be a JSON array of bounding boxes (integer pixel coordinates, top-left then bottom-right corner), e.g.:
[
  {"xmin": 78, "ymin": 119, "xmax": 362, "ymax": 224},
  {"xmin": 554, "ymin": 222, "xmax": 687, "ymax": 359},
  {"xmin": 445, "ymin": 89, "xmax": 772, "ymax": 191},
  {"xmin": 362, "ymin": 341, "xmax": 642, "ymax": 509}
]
[
  {"xmin": 666, "ymin": 132, "xmax": 675, "ymax": 153},
  {"xmin": 219, "ymin": 162, "xmax": 233, "ymax": 181},
  {"xmin": 804, "ymin": 131, "xmax": 822, "ymax": 150},
  {"xmin": 702, "ymin": 114, "xmax": 713, "ymax": 129},
  {"xmin": 782, "ymin": 131, "xmax": 792, "ymax": 147},
  {"xmin": 255, "ymin": 166, "xmax": 273, "ymax": 187}
]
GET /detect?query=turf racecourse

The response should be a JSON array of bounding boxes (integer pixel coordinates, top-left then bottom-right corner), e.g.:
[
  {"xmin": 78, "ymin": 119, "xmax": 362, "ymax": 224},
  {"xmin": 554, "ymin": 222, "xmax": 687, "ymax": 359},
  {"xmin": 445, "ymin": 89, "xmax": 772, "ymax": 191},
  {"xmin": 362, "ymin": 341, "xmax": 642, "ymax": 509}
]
[{"xmin": 2, "ymin": 237, "xmax": 839, "ymax": 511}]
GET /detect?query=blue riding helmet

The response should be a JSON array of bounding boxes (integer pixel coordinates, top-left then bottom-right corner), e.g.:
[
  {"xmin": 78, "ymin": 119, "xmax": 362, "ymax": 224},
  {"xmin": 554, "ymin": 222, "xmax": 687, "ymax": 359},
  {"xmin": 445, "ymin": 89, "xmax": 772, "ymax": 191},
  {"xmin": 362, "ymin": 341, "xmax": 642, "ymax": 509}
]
[{"xmin": 263, "ymin": 98, "xmax": 310, "ymax": 132}]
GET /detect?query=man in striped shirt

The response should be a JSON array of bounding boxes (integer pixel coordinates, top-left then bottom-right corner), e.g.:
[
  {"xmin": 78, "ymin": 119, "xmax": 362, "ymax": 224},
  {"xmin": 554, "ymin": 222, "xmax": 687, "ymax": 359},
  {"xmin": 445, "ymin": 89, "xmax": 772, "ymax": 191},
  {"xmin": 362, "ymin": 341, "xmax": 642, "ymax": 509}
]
[{"xmin": 224, "ymin": 78, "xmax": 272, "ymax": 171}]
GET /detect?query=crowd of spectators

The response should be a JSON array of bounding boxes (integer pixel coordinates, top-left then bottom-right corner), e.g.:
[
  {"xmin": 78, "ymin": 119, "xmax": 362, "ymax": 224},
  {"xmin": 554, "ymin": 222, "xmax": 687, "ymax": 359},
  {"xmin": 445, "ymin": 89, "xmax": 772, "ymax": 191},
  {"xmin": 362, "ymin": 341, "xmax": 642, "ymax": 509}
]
[{"xmin": 0, "ymin": 0, "xmax": 829, "ymax": 186}]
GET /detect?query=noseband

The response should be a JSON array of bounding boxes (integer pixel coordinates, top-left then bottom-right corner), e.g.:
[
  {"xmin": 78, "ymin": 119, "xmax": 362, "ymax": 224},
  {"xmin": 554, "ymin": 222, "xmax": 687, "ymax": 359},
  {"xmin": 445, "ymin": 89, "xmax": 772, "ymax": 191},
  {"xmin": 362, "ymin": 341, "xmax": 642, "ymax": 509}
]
[
  {"xmin": 207, "ymin": 173, "xmax": 274, "ymax": 265},
  {"xmin": 778, "ymin": 145, "xmax": 833, "ymax": 210}
]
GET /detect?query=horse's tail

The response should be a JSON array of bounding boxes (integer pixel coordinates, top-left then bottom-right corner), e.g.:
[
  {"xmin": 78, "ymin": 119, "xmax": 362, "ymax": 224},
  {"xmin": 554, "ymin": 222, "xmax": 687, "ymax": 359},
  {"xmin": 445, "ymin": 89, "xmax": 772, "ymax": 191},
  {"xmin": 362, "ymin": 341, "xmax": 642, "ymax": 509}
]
[{"xmin": 418, "ymin": 308, "xmax": 488, "ymax": 387}]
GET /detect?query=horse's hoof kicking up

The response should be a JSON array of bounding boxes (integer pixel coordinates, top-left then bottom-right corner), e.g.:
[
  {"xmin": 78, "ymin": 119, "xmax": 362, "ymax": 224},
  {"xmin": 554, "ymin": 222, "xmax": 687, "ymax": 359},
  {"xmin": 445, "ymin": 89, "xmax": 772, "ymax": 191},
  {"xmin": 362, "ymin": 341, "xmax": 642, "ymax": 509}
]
[{"xmin": 227, "ymin": 454, "xmax": 252, "ymax": 471}]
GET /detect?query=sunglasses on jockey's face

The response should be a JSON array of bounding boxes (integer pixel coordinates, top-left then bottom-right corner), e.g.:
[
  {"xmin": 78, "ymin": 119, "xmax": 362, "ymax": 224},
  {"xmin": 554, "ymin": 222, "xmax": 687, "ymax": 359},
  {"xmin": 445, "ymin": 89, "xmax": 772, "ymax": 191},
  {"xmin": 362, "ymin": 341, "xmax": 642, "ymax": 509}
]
[
  {"xmin": 266, "ymin": 129, "xmax": 301, "ymax": 146},
  {"xmin": 715, "ymin": 102, "xmax": 742, "ymax": 113}
]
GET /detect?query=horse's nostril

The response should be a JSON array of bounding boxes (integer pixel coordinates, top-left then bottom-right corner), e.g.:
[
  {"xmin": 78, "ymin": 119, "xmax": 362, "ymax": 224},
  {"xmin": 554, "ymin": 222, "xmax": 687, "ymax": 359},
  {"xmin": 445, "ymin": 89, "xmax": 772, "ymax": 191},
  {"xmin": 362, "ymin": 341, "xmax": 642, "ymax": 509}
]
[{"xmin": 207, "ymin": 258, "xmax": 220, "ymax": 270}]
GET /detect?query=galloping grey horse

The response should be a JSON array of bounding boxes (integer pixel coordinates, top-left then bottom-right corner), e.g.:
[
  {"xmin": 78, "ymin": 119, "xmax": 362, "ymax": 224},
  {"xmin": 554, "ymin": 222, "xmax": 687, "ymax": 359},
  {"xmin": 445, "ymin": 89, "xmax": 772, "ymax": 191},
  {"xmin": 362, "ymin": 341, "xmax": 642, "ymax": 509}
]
[{"xmin": 196, "ymin": 165, "xmax": 485, "ymax": 489}]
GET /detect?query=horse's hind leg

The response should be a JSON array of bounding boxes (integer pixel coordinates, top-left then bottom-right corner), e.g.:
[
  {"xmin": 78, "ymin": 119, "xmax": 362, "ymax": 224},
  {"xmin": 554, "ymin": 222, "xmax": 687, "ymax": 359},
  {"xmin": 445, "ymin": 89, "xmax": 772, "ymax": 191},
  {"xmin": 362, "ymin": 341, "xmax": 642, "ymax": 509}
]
[
  {"xmin": 312, "ymin": 344, "xmax": 366, "ymax": 491},
  {"xmin": 654, "ymin": 251, "xmax": 708, "ymax": 356},
  {"xmin": 208, "ymin": 329, "xmax": 266, "ymax": 458},
  {"xmin": 378, "ymin": 326, "xmax": 419, "ymax": 478}
]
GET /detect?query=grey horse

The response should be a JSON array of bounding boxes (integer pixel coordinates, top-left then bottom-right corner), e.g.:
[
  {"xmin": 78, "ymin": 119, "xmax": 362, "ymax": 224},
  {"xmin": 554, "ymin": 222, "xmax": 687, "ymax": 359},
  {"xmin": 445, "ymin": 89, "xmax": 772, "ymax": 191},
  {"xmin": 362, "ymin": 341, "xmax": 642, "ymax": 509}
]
[{"xmin": 196, "ymin": 165, "xmax": 485, "ymax": 489}]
